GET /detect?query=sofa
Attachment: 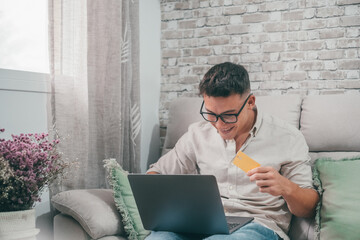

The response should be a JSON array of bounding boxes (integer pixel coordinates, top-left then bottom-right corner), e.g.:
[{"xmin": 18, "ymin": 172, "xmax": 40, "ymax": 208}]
[{"xmin": 52, "ymin": 94, "xmax": 360, "ymax": 240}]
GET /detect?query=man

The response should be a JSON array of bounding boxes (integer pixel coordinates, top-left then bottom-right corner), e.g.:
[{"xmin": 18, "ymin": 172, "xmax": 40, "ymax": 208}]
[{"xmin": 146, "ymin": 62, "xmax": 319, "ymax": 240}]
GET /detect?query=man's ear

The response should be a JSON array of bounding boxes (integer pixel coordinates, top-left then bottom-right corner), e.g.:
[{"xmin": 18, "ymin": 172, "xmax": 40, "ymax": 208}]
[{"xmin": 248, "ymin": 94, "xmax": 256, "ymax": 109}]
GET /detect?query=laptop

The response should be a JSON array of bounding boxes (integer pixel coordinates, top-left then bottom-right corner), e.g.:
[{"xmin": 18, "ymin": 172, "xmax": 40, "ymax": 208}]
[{"xmin": 128, "ymin": 174, "xmax": 253, "ymax": 236}]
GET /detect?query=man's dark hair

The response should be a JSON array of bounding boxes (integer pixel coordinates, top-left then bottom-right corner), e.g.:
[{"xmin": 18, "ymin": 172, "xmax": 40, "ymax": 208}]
[{"xmin": 199, "ymin": 62, "xmax": 250, "ymax": 97}]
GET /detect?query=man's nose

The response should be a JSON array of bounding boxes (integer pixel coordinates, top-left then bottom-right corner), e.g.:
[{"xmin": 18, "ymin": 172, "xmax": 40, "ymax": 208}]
[{"xmin": 215, "ymin": 117, "xmax": 227, "ymax": 127}]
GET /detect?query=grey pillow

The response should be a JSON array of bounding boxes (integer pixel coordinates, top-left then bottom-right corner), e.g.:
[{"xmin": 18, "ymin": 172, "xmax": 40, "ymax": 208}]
[{"xmin": 52, "ymin": 189, "xmax": 125, "ymax": 239}]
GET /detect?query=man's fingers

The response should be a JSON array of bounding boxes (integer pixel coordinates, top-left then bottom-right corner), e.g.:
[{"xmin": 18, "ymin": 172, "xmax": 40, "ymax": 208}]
[
  {"xmin": 249, "ymin": 173, "xmax": 268, "ymax": 181},
  {"xmin": 259, "ymin": 186, "xmax": 271, "ymax": 193},
  {"xmin": 255, "ymin": 180, "xmax": 269, "ymax": 187},
  {"xmin": 247, "ymin": 166, "xmax": 273, "ymax": 176}
]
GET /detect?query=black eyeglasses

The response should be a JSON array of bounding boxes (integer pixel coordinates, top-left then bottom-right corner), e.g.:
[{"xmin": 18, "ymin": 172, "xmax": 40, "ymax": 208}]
[{"xmin": 200, "ymin": 93, "xmax": 253, "ymax": 123}]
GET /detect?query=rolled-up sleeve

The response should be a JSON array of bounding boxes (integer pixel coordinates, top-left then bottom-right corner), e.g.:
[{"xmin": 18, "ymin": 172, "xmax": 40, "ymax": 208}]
[
  {"xmin": 147, "ymin": 130, "xmax": 198, "ymax": 174},
  {"xmin": 280, "ymin": 131, "xmax": 314, "ymax": 189}
]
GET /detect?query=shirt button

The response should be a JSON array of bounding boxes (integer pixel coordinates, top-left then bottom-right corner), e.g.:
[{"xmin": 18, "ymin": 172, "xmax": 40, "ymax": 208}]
[{"xmin": 229, "ymin": 185, "xmax": 233, "ymax": 190}]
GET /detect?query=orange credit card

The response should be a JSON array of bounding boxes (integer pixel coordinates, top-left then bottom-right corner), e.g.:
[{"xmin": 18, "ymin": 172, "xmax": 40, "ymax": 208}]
[{"xmin": 232, "ymin": 151, "xmax": 260, "ymax": 173}]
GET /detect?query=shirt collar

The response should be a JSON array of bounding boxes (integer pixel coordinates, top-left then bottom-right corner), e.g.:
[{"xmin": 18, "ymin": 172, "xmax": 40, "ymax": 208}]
[{"xmin": 250, "ymin": 106, "xmax": 262, "ymax": 138}]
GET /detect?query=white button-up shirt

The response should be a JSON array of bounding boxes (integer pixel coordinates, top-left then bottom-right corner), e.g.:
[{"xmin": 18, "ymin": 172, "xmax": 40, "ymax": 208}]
[{"xmin": 148, "ymin": 109, "xmax": 314, "ymax": 240}]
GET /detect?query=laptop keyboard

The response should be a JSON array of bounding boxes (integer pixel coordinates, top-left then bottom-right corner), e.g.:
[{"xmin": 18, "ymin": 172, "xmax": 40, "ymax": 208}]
[{"xmin": 227, "ymin": 222, "xmax": 241, "ymax": 231}]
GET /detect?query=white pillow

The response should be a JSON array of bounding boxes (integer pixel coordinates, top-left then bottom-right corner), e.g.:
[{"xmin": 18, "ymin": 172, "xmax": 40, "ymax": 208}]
[
  {"xmin": 52, "ymin": 189, "xmax": 124, "ymax": 239},
  {"xmin": 301, "ymin": 95, "xmax": 360, "ymax": 151},
  {"xmin": 256, "ymin": 95, "xmax": 302, "ymax": 129}
]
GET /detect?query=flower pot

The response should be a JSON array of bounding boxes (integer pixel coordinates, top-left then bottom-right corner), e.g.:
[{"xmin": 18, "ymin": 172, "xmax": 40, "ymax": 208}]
[{"xmin": 0, "ymin": 209, "xmax": 40, "ymax": 240}]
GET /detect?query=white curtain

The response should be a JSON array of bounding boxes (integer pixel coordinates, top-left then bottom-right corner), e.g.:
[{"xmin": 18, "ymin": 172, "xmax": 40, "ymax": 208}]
[{"xmin": 48, "ymin": 0, "xmax": 140, "ymax": 193}]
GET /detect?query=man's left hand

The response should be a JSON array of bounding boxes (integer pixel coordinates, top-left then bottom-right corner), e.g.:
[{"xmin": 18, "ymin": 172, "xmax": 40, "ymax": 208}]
[{"xmin": 247, "ymin": 166, "xmax": 291, "ymax": 197}]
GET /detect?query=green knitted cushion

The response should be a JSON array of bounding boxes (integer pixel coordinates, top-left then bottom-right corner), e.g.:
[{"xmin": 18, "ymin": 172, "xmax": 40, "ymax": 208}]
[
  {"xmin": 313, "ymin": 157, "xmax": 360, "ymax": 240},
  {"xmin": 104, "ymin": 159, "xmax": 149, "ymax": 240}
]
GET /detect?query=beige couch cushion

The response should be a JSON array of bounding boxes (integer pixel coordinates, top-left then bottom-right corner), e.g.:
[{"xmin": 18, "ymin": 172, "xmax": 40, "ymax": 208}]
[
  {"xmin": 52, "ymin": 189, "xmax": 124, "ymax": 239},
  {"xmin": 301, "ymin": 95, "xmax": 360, "ymax": 152},
  {"xmin": 163, "ymin": 97, "xmax": 203, "ymax": 154},
  {"xmin": 256, "ymin": 95, "xmax": 302, "ymax": 129}
]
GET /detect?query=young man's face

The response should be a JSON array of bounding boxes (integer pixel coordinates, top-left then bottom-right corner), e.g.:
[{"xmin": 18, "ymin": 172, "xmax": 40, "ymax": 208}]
[{"xmin": 202, "ymin": 93, "xmax": 255, "ymax": 141}]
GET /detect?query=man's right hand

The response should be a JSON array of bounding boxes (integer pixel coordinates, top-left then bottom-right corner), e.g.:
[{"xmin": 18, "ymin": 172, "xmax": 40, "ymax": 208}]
[{"xmin": 147, "ymin": 171, "xmax": 160, "ymax": 174}]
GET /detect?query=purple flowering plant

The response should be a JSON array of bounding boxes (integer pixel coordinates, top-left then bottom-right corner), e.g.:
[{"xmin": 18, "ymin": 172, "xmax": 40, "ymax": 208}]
[{"xmin": 0, "ymin": 128, "xmax": 68, "ymax": 212}]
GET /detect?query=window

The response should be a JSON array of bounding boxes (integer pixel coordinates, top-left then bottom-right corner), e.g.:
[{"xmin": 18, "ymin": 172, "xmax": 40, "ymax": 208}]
[{"xmin": 0, "ymin": 0, "xmax": 49, "ymax": 73}]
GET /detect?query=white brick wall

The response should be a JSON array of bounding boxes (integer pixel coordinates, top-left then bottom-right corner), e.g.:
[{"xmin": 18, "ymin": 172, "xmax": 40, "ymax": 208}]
[{"xmin": 159, "ymin": 0, "xmax": 360, "ymax": 143}]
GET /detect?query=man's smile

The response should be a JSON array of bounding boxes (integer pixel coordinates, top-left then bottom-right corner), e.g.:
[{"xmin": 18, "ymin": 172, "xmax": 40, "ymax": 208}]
[{"xmin": 219, "ymin": 126, "xmax": 235, "ymax": 135}]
